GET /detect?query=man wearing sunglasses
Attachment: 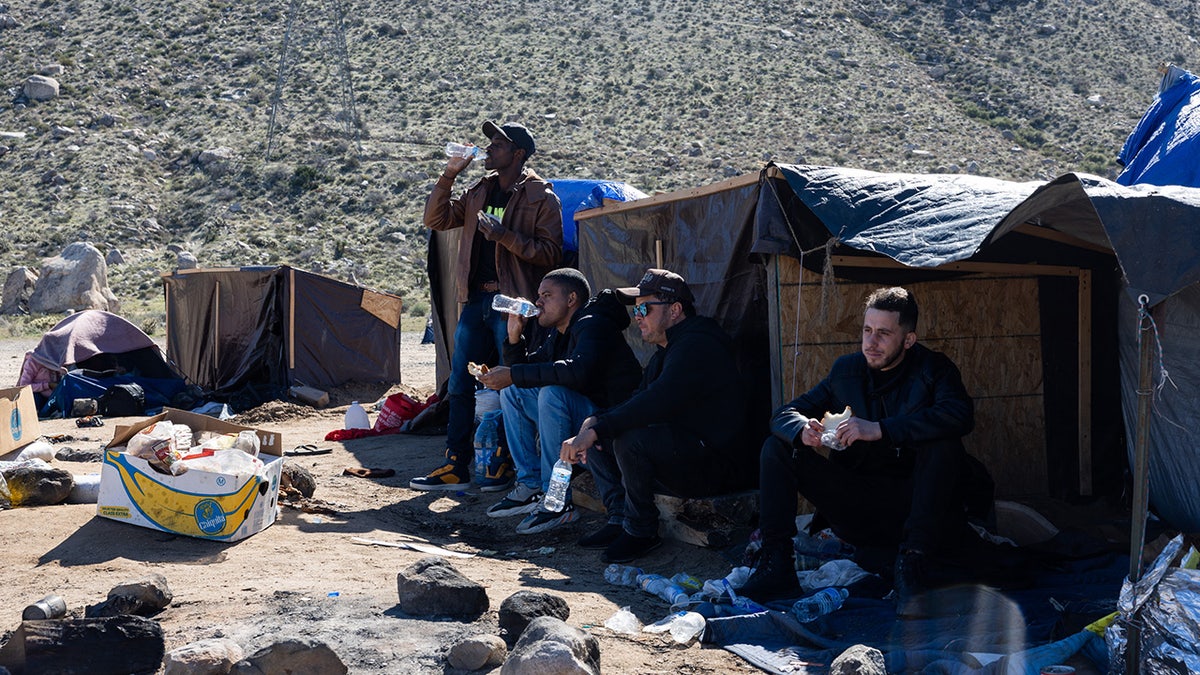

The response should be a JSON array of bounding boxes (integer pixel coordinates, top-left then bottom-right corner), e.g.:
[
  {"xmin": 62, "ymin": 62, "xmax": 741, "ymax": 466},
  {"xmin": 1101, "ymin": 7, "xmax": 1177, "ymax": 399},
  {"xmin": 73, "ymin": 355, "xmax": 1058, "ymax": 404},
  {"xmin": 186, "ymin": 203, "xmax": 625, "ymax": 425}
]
[
  {"xmin": 560, "ymin": 269, "xmax": 751, "ymax": 563},
  {"xmin": 476, "ymin": 268, "xmax": 642, "ymax": 535},
  {"xmin": 414, "ymin": 120, "xmax": 563, "ymax": 491}
]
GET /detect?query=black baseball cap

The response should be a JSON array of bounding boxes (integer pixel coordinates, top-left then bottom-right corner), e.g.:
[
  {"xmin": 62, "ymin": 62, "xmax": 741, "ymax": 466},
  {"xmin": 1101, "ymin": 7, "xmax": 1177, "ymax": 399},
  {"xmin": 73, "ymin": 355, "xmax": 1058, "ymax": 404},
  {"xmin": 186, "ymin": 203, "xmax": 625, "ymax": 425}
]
[
  {"xmin": 615, "ymin": 268, "xmax": 695, "ymax": 304},
  {"xmin": 482, "ymin": 121, "xmax": 536, "ymax": 157}
]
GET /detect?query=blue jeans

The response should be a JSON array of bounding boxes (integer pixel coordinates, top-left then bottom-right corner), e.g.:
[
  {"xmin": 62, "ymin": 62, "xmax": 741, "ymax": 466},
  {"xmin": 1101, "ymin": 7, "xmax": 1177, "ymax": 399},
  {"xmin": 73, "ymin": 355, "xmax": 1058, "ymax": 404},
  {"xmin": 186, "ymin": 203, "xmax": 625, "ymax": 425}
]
[
  {"xmin": 500, "ymin": 385, "xmax": 594, "ymax": 499},
  {"xmin": 447, "ymin": 292, "xmax": 508, "ymax": 461}
]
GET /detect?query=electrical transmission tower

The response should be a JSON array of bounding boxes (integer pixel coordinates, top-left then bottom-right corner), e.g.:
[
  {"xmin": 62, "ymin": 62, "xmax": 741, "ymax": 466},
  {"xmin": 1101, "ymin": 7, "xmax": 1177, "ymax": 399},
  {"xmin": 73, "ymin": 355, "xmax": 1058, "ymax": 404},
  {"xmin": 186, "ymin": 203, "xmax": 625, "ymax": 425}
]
[{"xmin": 266, "ymin": 0, "xmax": 363, "ymax": 160}]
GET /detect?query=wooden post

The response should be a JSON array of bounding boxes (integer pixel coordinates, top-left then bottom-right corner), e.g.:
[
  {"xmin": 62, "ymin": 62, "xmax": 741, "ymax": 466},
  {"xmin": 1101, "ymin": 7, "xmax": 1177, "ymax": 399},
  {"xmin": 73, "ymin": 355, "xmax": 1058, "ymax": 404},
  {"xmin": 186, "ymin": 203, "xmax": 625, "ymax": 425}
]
[
  {"xmin": 1078, "ymin": 269, "xmax": 1093, "ymax": 495},
  {"xmin": 1127, "ymin": 295, "xmax": 1156, "ymax": 671}
]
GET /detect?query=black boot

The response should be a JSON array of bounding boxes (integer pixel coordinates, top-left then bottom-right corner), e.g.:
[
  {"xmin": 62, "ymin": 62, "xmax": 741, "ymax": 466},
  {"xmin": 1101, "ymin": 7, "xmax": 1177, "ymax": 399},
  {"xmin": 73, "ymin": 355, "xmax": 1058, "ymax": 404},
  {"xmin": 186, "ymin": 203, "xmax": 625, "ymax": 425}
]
[
  {"xmin": 739, "ymin": 545, "xmax": 801, "ymax": 602},
  {"xmin": 893, "ymin": 549, "xmax": 929, "ymax": 618}
]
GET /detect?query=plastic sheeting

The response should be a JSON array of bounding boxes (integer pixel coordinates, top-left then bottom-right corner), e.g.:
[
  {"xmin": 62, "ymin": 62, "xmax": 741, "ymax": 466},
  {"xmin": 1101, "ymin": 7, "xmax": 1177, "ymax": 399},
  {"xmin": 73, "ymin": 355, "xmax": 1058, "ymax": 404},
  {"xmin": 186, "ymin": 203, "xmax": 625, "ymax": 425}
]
[
  {"xmin": 163, "ymin": 266, "xmax": 402, "ymax": 394},
  {"xmin": 550, "ymin": 178, "xmax": 649, "ymax": 253},
  {"xmin": 1118, "ymin": 66, "xmax": 1200, "ymax": 188},
  {"xmin": 1111, "ymin": 534, "xmax": 1200, "ymax": 674}
]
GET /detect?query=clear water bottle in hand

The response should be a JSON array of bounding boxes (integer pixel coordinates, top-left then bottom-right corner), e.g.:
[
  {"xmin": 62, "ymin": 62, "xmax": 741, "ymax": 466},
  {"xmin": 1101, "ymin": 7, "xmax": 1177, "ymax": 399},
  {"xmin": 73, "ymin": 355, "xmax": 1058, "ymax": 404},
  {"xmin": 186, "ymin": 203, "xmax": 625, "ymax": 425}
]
[
  {"xmin": 491, "ymin": 293, "xmax": 540, "ymax": 317},
  {"xmin": 604, "ymin": 563, "xmax": 643, "ymax": 586},
  {"xmin": 543, "ymin": 458, "xmax": 572, "ymax": 512},
  {"xmin": 790, "ymin": 587, "xmax": 849, "ymax": 623},
  {"xmin": 445, "ymin": 142, "xmax": 487, "ymax": 161}
]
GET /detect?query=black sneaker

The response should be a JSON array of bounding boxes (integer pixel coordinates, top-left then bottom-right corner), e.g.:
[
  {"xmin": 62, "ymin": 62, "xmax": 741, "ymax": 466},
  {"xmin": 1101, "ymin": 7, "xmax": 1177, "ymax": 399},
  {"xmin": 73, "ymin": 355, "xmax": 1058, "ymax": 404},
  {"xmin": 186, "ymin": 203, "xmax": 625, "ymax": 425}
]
[
  {"xmin": 486, "ymin": 483, "xmax": 542, "ymax": 518},
  {"xmin": 602, "ymin": 532, "xmax": 662, "ymax": 563},
  {"xmin": 577, "ymin": 523, "xmax": 624, "ymax": 549},
  {"xmin": 409, "ymin": 458, "xmax": 471, "ymax": 491},
  {"xmin": 516, "ymin": 504, "xmax": 580, "ymax": 534},
  {"xmin": 739, "ymin": 546, "xmax": 801, "ymax": 602}
]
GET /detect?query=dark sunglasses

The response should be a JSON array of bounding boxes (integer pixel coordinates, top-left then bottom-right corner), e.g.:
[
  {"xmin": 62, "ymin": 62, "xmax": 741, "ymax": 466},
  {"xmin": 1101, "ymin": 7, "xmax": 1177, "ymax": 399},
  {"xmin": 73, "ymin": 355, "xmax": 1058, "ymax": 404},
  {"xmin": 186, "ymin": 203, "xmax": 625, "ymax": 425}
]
[{"xmin": 632, "ymin": 301, "xmax": 672, "ymax": 318}]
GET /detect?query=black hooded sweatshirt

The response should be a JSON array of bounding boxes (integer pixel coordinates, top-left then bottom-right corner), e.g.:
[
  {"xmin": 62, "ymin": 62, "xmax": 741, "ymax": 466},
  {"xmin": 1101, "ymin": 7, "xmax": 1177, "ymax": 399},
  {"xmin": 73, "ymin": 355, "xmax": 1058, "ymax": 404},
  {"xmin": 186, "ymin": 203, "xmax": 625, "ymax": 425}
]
[{"xmin": 502, "ymin": 289, "xmax": 642, "ymax": 410}]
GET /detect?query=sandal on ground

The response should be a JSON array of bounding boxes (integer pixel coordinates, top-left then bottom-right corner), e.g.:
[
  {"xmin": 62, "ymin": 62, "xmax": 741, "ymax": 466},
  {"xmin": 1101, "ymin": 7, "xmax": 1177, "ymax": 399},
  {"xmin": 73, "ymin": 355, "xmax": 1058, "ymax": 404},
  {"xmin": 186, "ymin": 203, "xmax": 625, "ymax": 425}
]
[{"xmin": 286, "ymin": 444, "xmax": 333, "ymax": 456}]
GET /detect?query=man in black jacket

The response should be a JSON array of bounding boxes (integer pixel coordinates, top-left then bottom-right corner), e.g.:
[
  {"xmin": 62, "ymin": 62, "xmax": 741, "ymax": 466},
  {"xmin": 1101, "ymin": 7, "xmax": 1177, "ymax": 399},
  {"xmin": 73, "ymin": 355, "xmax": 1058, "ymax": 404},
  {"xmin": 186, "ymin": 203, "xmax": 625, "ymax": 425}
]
[
  {"xmin": 560, "ymin": 268, "xmax": 752, "ymax": 563},
  {"xmin": 740, "ymin": 287, "xmax": 991, "ymax": 612},
  {"xmin": 478, "ymin": 268, "xmax": 642, "ymax": 535}
]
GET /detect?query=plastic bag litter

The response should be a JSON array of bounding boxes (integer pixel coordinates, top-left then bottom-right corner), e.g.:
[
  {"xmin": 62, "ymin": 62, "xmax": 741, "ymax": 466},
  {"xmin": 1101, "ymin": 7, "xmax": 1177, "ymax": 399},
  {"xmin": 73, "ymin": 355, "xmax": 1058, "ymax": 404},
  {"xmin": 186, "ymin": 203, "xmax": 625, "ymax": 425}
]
[
  {"xmin": 798, "ymin": 558, "xmax": 873, "ymax": 593},
  {"xmin": 16, "ymin": 440, "xmax": 55, "ymax": 462},
  {"xmin": 604, "ymin": 606, "xmax": 642, "ymax": 634}
]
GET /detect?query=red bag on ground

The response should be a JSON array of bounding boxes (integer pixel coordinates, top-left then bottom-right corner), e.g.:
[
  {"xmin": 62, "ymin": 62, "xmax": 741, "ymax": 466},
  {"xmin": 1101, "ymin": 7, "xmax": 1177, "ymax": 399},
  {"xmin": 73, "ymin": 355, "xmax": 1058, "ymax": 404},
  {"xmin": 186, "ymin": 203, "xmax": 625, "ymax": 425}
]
[{"xmin": 373, "ymin": 393, "xmax": 437, "ymax": 431}]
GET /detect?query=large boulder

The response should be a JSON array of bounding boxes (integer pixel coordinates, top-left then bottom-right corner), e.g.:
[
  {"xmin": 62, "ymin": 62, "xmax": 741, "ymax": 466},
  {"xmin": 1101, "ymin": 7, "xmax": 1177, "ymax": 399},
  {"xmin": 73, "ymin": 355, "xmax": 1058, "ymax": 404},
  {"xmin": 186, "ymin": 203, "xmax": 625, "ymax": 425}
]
[
  {"xmin": 1, "ymin": 462, "xmax": 73, "ymax": 506},
  {"xmin": 23, "ymin": 75, "xmax": 59, "ymax": 101},
  {"xmin": 396, "ymin": 556, "xmax": 488, "ymax": 619},
  {"xmin": 28, "ymin": 242, "xmax": 119, "ymax": 313},
  {"xmin": 1, "ymin": 266, "xmax": 37, "ymax": 314},
  {"xmin": 501, "ymin": 616, "xmax": 600, "ymax": 675},
  {"xmin": 231, "ymin": 638, "xmax": 346, "ymax": 674},
  {"xmin": 499, "ymin": 591, "xmax": 570, "ymax": 645},
  {"xmin": 163, "ymin": 637, "xmax": 244, "ymax": 675}
]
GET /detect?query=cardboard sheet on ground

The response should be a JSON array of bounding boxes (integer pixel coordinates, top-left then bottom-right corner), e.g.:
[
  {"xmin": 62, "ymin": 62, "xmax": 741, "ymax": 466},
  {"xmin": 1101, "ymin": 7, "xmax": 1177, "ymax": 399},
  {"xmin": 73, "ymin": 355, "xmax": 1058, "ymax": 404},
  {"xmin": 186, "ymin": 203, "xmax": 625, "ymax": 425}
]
[
  {"xmin": 351, "ymin": 536, "xmax": 474, "ymax": 559},
  {"xmin": 703, "ymin": 552, "xmax": 1126, "ymax": 674}
]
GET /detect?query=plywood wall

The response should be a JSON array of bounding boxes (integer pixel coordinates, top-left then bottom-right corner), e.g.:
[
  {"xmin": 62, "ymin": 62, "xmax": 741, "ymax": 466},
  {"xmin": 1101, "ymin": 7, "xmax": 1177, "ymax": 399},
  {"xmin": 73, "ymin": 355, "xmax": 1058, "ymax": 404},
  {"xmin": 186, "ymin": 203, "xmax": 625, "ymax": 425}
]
[{"xmin": 775, "ymin": 257, "xmax": 1048, "ymax": 497}]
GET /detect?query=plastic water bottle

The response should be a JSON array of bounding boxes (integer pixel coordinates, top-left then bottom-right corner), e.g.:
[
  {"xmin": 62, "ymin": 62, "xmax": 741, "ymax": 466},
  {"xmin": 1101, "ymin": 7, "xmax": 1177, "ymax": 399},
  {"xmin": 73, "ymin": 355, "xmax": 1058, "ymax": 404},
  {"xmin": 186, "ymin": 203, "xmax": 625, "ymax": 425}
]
[
  {"xmin": 445, "ymin": 142, "xmax": 487, "ymax": 161},
  {"xmin": 604, "ymin": 564, "xmax": 643, "ymax": 587},
  {"xmin": 638, "ymin": 574, "xmax": 690, "ymax": 607},
  {"xmin": 543, "ymin": 458, "xmax": 572, "ymax": 512},
  {"xmin": 491, "ymin": 293, "xmax": 540, "ymax": 317},
  {"xmin": 670, "ymin": 572, "xmax": 703, "ymax": 592},
  {"xmin": 473, "ymin": 410, "xmax": 501, "ymax": 483},
  {"xmin": 643, "ymin": 610, "xmax": 706, "ymax": 643},
  {"xmin": 790, "ymin": 587, "xmax": 849, "ymax": 623},
  {"xmin": 345, "ymin": 401, "xmax": 370, "ymax": 430}
]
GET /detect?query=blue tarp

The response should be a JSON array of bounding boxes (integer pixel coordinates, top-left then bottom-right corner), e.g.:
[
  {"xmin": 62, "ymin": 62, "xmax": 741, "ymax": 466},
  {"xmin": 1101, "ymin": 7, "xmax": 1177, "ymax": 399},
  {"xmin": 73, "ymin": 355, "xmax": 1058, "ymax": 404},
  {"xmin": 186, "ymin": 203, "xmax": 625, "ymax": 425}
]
[
  {"xmin": 1117, "ymin": 66, "xmax": 1200, "ymax": 188},
  {"xmin": 550, "ymin": 178, "xmax": 648, "ymax": 252}
]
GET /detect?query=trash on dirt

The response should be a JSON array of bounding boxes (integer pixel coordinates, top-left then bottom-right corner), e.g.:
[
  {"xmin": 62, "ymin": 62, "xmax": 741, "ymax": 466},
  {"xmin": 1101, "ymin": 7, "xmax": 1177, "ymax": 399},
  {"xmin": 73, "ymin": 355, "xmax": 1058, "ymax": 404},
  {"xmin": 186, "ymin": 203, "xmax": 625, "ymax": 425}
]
[
  {"xmin": 604, "ymin": 606, "xmax": 642, "ymax": 634},
  {"xmin": 351, "ymin": 536, "xmax": 474, "ymax": 559}
]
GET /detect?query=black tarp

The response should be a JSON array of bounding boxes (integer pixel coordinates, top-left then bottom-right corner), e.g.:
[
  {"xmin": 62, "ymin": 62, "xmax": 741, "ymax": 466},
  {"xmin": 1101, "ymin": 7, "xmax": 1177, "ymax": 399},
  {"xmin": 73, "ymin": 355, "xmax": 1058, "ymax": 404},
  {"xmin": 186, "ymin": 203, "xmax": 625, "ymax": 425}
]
[{"xmin": 163, "ymin": 266, "xmax": 403, "ymax": 397}]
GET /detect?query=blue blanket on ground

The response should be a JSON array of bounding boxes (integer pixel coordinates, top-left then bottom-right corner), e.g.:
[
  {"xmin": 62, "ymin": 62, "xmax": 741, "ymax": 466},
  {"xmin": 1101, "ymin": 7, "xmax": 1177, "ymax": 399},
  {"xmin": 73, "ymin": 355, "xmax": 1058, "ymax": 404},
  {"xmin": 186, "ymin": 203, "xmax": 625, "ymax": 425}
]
[{"xmin": 703, "ymin": 553, "xmax": 1125, "ymax": 674}]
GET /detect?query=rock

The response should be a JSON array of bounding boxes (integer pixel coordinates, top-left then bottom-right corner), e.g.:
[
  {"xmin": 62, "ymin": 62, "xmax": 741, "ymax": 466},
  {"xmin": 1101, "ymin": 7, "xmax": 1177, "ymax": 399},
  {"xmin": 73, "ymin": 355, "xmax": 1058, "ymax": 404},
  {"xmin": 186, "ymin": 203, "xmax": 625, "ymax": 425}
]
[
  {"xmin": 0, "ymin": 473, "xmax": 12, "ymax": 509},
  {"xmin": 51, "ymin": 125, "xmax": 75, "ymax": 139},
  {"xmin": 499, "ymin": 591, "xmax": 570, "ymax": 644},
  {"xmin": 87, "ymin": 572, "xmax": 173, "ymax": 617},
  {"xmin": 198, "ymin": 146, "xmax": 234, "ymax": 166},
  {"xmin": 142, "ymin": 148, "xmax": 157, "ymax": 161},
  {"xmin": 28, "ymin": 242, "xmax": 119, "ymax": 314},
  {"xmin": 176, "ymin": 251, "xmax": 198, "ymax": 269},
  {"xmin": 830, "ymin": 644, "xmax": 886, "ymax": 674},
  {"xmin": 40, "ymin": 169, "xmax": 66, "ymax": 185},
  {"xmin": 1, "ymin": 463, "xmax": 74, "ymax": 506},
  {"xmin": 163, "ymin": 637, "xmax": 245, "ymax": 675},
  {"xmin": 2, "ymin": 616, "xmax": 163, "ymax": 674},
  {"xmin": 231, "ymin": 638, "xmax": 347, "ymax": 675},
  {"xmin": 396, "ymin": 556, "xmax": 489, "ymax": 619},
  {"xmin": 105, "ymin": 248, "xmax": 125, "ymax": 265},
  {"xmin": 929, "ymin": 64, "xmax": 948, "ymax": 79},
  {"xmin": 501, "ymin": 616, "xmax": 599, "ymax": 675},
  {"xmin": 38, "ymin": 63, "xmax": 64, "ymax": 76},
  {"xmin": 0, "ymin": 13, "xmax": 20, "ymax": 28},
  {"xmin": 1086, "ymin": 94, "xmax": 1104, "ymax": 106},
  {"xmin": 23, "ymin": 75, "xmax": 59, "ymax": 101},
  {"xmin": 448, "ymin": 634, "xmax": 506, "ymax": 670},
  {"xmin": 2, "ymin": 266, "xmax": 37, "ymax": 315},
  {"xmin": 280, "ymin": 462, "xmax": 316, "ymax": 497}
]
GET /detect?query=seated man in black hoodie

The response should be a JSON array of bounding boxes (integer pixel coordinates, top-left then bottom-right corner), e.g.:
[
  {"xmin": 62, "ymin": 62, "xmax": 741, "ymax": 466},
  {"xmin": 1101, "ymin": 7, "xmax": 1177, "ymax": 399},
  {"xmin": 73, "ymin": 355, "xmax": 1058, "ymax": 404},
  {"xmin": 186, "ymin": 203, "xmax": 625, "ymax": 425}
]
[
  {"xmin": 740, "ymin": 286, "xmax": 993, "ymax": 615},
  {"xmin": 478, "ymin": 268, "xmax": 642, "ymax": 535},
  {"xmin": 560, "ymin": 268, "xmax": 752, "ymax": 564}
]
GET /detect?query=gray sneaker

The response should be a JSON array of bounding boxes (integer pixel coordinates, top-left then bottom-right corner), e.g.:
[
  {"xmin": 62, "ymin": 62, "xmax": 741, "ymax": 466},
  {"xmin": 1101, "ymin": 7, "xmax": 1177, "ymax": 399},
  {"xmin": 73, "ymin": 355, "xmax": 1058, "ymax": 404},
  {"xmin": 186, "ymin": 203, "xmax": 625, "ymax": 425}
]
[
  {"xmin": 486, "ymin": 483, "xmax": 542, "ymax": 518},
  {"xmin": 516, "ymin": 504, "xmax": 579, "ymax": 534}
]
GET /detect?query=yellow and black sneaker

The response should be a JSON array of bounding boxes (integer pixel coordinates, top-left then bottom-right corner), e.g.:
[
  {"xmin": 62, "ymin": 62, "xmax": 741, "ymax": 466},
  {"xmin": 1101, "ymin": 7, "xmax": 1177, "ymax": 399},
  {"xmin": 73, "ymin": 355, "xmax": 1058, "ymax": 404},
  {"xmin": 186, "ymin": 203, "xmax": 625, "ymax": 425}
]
[
  {"xmin": 476, "ymin": 446, "xmax": 516, "ymax": 493},
  {"xmin": 409, "ymin": 457, "xmax": 471, "ymax": 491}
]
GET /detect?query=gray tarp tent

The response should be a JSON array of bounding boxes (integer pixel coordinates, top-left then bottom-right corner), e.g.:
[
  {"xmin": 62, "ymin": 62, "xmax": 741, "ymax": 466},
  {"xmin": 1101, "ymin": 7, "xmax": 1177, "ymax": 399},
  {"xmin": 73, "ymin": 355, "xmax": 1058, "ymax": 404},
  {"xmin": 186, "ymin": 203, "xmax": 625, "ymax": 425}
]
[
  {"xmin": 163, "ymin": 266, "xmax": 403, "ymax": 398},
  {"xmin": 573, "ymin": 164, "xmax": 1200, "ymax": 532}
]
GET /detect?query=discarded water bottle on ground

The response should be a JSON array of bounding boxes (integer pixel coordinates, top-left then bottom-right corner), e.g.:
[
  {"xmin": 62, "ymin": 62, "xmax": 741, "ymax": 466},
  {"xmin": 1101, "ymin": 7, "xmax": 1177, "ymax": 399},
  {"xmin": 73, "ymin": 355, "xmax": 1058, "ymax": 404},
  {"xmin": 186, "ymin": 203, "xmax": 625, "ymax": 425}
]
[
  {"xmin": 445, "ymin": 142, "xmax": 487, "ymax": 161},
  {"xmin": 543, "ymin": 458, "xmax": 572, "ymax": 512},
  {"xmin": 345, "ymin": 401, "xmax": 370, "ymax": 430},
  {"xmin": 643, "ymin": 610, "xmax": 706, "ymax": 643},
  {"xmin": 491, "ymin": 293, "xmax": 540, "ymax": 317},
  {"xmin": 701, "ymin": 566, "xmax": 752, "ymax": 598},
  {"xmin": 790, "ymin": 587, "xmax": 849, "ymax": 623},
  {"xmin": 638, "ymin": 574, "xmax": 691, "ymax": 607},
  {"xmin": 605, "ymin": 563, "xmax": 644, "ymax": 587}
]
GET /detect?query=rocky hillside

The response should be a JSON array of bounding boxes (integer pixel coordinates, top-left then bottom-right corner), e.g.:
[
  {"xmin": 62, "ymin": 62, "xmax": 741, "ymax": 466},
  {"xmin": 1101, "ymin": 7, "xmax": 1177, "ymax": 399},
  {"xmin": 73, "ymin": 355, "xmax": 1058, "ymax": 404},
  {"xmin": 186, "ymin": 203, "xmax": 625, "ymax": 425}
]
[{"xmin": 0, "ymin": 0, "xmax": 1196, "ymax": 314}]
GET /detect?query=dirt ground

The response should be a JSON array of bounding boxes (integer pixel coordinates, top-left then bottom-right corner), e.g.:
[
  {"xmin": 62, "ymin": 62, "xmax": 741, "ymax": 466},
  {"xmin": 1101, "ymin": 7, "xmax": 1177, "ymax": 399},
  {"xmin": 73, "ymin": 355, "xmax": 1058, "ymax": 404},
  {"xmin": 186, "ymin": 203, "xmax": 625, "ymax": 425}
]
[{"xmin": 0, "ymin": 335, "xmax": 759, "ymax": 674}]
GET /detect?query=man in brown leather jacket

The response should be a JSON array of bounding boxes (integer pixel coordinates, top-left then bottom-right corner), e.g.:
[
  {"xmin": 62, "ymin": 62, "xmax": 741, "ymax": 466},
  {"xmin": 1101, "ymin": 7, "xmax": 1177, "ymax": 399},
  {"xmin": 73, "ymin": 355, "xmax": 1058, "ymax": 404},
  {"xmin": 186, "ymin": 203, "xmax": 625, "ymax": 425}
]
[{"xmin": 411, "ymin": 120, "xmax": 564, "ymax": 491}]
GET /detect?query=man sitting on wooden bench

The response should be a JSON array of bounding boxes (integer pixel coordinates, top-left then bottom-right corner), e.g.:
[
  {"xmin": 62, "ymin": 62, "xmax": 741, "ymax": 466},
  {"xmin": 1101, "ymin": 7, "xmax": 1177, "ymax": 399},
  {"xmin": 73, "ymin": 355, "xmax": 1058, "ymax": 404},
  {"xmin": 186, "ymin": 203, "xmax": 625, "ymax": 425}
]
[
  {"xmin": 560, "ymin": 268, "xmax": 757, "ymax": 564},
  {"xmin": 740, "ymin": 286, "xmax": 995, "ymax": 616}
]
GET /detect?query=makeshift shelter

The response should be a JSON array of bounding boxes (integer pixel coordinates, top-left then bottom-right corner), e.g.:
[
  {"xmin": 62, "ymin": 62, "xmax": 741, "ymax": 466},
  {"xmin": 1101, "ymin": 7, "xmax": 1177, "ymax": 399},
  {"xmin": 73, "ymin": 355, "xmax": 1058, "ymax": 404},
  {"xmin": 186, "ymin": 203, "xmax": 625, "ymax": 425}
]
[
  {"xmin": 19, "ymin": 310, "xmax": 186, "ymax": 416},
  {"xmin": 428, "ymin": 178, "xmax": 647, "ymax": 385},
  {"xmin": 162, "ymin": 266, "xmax": 403, "ymax": 404},
  {"xmin": 574, "ymin": 164, "xmax": 1200, "ymax": 533}
]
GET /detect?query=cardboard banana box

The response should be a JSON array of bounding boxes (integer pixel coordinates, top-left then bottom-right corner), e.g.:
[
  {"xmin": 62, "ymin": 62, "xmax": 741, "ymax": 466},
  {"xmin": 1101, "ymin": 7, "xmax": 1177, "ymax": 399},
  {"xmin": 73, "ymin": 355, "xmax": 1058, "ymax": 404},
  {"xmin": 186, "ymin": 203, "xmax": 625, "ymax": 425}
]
[{"xmin": 97, "ymin": 408, "xmax": 283, "ymax": 542}]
